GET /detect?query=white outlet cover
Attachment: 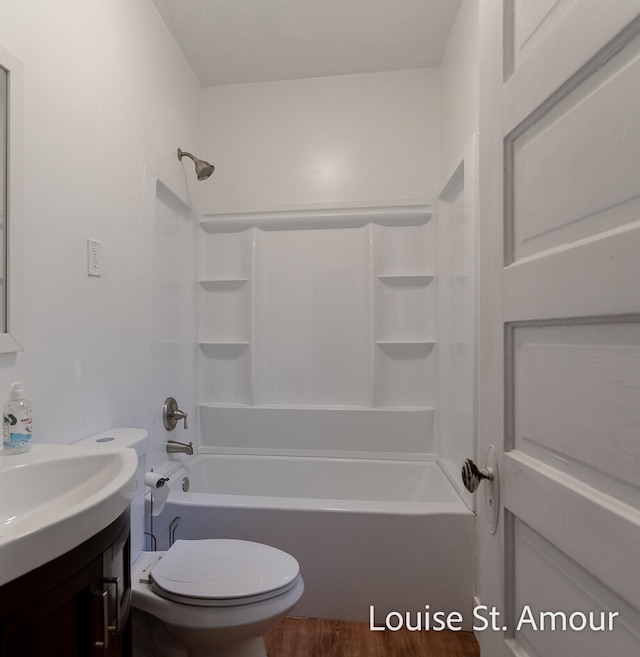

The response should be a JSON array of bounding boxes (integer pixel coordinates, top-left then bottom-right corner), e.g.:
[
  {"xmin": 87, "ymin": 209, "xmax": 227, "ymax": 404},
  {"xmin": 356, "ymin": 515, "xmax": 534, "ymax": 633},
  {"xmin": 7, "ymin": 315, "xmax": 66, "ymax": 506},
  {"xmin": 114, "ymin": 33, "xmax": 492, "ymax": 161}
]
[{"xmin": 87, "ymin": 238, "xmax": 102, "ymax": 277}]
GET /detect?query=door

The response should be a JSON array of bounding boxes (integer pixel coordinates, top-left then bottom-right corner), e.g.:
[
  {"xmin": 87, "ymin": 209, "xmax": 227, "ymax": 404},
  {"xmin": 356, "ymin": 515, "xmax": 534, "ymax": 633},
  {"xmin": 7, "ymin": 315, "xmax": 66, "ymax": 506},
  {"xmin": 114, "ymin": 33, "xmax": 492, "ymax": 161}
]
[{"xmin": 477, "ymin": 2, "xmax": 640, "ymax": 656}]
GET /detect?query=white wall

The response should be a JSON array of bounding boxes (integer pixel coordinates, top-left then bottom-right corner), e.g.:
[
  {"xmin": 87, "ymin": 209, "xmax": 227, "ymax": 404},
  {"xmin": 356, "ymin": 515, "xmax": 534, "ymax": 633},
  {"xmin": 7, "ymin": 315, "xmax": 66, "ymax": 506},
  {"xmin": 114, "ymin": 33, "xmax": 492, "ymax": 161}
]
[
  {"xmin": 199, "ymin": 69, "xmax": 440, "ymax": 212},
  {"xmin": 439, "ymin": 0, "xmax": 479, "ymax": 186},
  {"xmin": 0, "ymin": 1, "xmax": 200, "ymax": 444}
]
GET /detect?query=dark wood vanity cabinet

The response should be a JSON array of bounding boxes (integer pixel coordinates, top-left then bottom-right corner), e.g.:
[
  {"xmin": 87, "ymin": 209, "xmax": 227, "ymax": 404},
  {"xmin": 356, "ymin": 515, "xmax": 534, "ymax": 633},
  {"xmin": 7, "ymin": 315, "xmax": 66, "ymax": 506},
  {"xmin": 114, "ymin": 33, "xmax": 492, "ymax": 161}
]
[{"xmin": 0, "ymin": 510, "xmax": 131, "ymax": 657}]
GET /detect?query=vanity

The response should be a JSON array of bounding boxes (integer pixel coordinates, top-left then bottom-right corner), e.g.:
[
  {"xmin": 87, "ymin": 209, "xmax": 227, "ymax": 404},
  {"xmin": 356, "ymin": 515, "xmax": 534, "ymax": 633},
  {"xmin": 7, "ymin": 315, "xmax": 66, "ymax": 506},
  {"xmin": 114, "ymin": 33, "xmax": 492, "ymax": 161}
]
[
  {"xmin": 0, "ymin": 445, "xmax": 138, "ymax": 657},
  {"xmin": 0, "ymin": 511, "xmax": 131, "ymax": 656}
]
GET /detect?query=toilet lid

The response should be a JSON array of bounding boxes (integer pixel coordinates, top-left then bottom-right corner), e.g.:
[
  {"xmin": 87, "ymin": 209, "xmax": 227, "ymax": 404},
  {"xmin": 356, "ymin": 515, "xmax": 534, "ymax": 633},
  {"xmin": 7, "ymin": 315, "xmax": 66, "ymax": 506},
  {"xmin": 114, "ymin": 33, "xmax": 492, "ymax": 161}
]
[{"xmin": 149, "ymin": 539, "xmax": 300, "ymax": 606}]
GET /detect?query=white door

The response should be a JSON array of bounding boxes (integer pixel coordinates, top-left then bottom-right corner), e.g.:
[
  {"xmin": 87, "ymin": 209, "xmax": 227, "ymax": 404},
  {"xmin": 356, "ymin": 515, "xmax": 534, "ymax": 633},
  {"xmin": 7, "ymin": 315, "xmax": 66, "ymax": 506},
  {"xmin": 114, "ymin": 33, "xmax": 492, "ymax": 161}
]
[{"xmin": 477, "ymin": 2, "xmax": 640, "ymax": 656}]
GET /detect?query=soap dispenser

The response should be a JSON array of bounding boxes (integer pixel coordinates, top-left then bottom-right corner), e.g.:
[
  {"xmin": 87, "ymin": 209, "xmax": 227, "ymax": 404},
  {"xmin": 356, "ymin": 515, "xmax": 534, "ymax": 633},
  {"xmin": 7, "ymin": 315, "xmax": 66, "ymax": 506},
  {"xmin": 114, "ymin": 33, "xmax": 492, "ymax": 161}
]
[{"xmin": 3, "ymin": 382, "xmax": 32, "ymax": 454}]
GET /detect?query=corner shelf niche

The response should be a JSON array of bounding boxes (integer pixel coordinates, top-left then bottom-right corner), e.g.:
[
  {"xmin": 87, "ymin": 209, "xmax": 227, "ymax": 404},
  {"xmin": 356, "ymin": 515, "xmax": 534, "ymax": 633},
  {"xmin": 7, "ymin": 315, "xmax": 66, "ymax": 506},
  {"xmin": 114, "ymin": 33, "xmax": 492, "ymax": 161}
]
[
  {"xmin": 371, "ymin": 221, "xmax": 437, "ymax": 409},
  {"xmin": 198, "ymin": 228, "xmax": 255, "ymax": 406}
]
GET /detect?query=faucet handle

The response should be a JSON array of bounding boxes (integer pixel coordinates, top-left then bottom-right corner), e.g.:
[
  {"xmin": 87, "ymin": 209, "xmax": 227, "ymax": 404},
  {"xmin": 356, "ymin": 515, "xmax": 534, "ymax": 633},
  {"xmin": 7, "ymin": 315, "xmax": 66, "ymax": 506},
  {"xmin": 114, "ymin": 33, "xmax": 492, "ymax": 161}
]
[
  {"xmin": 162, "ymin": 397, "xmax": 188, "ymax": 431},
  {"xmin": 172, "ymin": 409, "xmax": 188, "ymax": 430}
]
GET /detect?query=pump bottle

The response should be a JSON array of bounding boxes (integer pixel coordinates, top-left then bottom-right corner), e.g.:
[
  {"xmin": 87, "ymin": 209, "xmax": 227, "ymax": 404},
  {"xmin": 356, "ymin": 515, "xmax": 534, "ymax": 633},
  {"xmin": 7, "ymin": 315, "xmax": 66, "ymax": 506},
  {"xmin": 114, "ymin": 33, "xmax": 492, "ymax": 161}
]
[{"xmin": 3, "ymin": 382, "xmax": 32, "ymax": 454}]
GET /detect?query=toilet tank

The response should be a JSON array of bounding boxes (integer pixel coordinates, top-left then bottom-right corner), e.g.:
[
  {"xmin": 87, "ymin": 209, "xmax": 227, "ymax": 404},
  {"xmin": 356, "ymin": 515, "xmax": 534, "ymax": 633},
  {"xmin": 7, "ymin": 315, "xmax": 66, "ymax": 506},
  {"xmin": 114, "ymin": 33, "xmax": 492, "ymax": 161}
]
[{"xmin": 79, "ymin": 428, "xmax": 150, "ymax": 565}]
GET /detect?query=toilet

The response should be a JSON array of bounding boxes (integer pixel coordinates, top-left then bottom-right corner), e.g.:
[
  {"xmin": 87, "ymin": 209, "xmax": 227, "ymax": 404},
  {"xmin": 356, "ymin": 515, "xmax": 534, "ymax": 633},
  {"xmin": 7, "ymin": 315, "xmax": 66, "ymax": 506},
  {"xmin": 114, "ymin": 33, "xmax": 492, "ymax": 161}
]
[{"xmin": 82, "ymin": 428, "xmax": 304, "ymax": 657}]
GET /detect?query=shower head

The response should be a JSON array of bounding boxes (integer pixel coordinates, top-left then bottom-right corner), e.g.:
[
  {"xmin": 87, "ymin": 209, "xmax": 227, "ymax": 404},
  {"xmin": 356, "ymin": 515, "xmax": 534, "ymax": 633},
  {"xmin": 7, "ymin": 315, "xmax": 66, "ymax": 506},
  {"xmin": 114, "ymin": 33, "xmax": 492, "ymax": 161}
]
[{"xmin": 177, "ymin": 148, "xmax": 215, "ymax": 181}]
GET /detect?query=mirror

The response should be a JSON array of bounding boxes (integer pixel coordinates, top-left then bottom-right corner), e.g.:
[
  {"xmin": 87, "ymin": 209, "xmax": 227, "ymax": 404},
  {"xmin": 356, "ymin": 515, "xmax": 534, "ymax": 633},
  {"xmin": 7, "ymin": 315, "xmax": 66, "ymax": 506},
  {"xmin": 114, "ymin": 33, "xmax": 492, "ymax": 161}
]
[
  {"xmin": 1, "ymin": 65, "xmax": 7, "ymax": 332},
  {"xmin": 0, "ymin": 44, "xmax": 23, "ymax": 354}
]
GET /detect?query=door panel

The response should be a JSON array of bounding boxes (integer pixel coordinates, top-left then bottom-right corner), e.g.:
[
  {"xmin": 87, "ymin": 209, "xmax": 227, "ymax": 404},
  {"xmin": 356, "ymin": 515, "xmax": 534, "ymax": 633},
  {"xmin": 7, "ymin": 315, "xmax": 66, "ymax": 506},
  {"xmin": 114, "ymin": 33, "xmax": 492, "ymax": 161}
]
[
  {"xmin": 512, "ymin": 519, "xmax": 640, "ymax": 657},
  {"xmin": 504, "ymin": 226, "xmax": 640, "ymax": 321},
  {"xmin": 478, "ymin": 2, "xmax": 640, "ymax": 655},
  {"xmin": 504, "ymin": 452, "xmax": 640, "ymax": 607},
  {"xmin": 503, "ymin": 1, "xmax": 640, "ymax": 129},
  {"xmin": 509, "ymin": 0, "xmax": 573, "ymax": 70},
  {"xmin": 509, "ymin": 29, "xmax": 640, "ymax": 261},
  {"xmin": 512, "ymin": 323, "xmax": 640, "ymax": 492}
]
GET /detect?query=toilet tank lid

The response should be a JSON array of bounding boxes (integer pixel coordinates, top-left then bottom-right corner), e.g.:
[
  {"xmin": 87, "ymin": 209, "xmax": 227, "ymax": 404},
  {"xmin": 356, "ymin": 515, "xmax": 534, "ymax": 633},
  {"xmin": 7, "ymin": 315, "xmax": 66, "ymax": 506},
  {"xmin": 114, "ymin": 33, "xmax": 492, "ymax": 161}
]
[{"xmin": 78, "ymin": 428, "xmax": 150, "ymax": 456}]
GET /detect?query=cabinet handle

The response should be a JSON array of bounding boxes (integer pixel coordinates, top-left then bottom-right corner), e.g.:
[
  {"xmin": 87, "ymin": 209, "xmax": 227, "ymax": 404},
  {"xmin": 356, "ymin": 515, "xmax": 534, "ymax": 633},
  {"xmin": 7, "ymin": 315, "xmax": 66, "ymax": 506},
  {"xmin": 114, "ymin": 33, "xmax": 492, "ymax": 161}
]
[
  {"xmin": 91, "ymin": 590, "xmax": 110, "ymax": 649},
  {"xmin": 104, "ymin": 576, "xmax": 120, "ymax": 635}
]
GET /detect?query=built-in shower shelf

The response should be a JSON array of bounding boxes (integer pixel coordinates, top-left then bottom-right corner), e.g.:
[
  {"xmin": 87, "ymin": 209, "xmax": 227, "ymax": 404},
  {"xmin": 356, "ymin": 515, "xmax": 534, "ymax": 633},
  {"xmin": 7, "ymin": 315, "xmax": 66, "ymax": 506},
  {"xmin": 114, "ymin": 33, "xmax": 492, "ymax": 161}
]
[
  {"xmin": 199, "ymin": 403, "xmax": 434, "ymax": 411},
  {"xmin": 199, "ymin": 204, "xmax": 433, "ymax": 233},
  {"xmin": 376, "ymin": 340, "xmax": 435, "ymax": 347},
  {"xmin": 199, "ymin": 341, "xmax": 250, "ymax": 348},
  {"xmin": 199, "ymin": 402, "xmax": 254, "ymax": 409},
  {"xmin": 199, "ymin": 278, "xmax": 249, "ymax": 285},
  {"xmin": 199, "ymin": 278, "xmax": 249, "ymax": 292},
  {"xmin": 372, "ymin": 405, "xmax": 436, "ymax": 412},
  {"xmin": 377, "ymin": 274, "xmax": 435, "ymax": 285}
]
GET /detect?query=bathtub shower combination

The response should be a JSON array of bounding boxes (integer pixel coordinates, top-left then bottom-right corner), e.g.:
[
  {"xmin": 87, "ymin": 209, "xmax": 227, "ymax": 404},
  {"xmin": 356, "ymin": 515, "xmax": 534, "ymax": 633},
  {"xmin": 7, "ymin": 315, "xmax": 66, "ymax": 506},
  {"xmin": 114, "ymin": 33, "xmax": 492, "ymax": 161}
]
[
  {"xmin": 149, "ymin": 151, "xmax": 478, "ymax": 627},
  {"xmin": 152, "ymin": 454, "xmax": 474, "ymax": 624}
]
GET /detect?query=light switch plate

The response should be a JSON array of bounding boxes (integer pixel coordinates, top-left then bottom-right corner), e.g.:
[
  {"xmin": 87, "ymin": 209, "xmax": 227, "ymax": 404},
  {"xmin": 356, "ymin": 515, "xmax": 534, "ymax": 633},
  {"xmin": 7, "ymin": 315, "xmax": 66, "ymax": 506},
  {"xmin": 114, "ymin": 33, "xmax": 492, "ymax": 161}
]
[{"xmin": 87, "ymin": 238, "xmax": 102, "ymax": 277}]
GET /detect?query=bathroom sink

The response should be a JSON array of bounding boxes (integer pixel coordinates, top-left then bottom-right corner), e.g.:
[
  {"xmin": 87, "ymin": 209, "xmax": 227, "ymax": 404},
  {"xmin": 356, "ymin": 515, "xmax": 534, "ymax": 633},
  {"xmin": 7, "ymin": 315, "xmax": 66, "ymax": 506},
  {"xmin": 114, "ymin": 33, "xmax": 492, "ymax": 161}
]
[{"xmin": 0, "ymin": 444, "xmax": 137, "ymax": 586}]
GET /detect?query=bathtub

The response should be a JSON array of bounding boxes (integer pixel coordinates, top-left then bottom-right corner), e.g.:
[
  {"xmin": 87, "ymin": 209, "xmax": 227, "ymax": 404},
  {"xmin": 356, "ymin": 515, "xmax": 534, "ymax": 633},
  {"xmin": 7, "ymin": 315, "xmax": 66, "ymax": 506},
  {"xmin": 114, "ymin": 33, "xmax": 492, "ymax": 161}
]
[{"xmin": 150, "ymin": 454, "xmax": 475, "ymax": 626}]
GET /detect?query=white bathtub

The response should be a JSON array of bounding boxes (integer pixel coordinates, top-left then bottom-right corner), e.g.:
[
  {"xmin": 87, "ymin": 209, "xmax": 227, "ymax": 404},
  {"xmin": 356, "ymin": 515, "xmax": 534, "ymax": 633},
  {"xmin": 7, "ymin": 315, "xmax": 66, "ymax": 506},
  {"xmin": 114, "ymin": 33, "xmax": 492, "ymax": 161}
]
[{"xmin": 150, "ymin": 454, "xmax": 475, "ymax": 626}]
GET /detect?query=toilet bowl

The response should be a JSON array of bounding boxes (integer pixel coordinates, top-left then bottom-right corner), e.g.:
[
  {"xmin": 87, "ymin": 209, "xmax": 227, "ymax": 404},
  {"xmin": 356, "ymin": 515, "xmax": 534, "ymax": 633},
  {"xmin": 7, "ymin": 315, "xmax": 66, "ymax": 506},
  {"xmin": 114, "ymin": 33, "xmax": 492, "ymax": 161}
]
[
  {"xmin": 82, "ymin": 428, "xmax": 304, "ymax": 657},
  {"xmin": 132, "ymin": 539, "xmax": 303, "ymax": 657}
]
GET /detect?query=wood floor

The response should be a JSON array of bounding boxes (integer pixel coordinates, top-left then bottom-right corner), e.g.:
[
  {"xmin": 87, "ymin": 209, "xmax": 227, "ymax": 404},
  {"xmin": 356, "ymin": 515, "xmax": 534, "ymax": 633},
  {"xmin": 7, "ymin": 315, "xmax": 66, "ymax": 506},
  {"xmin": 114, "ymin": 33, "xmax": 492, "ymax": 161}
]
[{"xmin": 265, "ymin": 617, "xmax": 480, "ymax": 657}]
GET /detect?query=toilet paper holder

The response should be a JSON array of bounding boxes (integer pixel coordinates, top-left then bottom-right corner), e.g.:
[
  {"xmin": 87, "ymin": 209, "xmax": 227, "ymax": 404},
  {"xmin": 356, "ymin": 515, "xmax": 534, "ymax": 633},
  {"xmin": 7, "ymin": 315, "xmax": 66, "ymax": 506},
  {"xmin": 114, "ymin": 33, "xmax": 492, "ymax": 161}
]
[
  {"xmin": 144, "ymin": 472, "xmax": 169, "ymax": 489},
  {"xmin": 145, "ymin": 471, "xmax": 171, "ymax": 517}
]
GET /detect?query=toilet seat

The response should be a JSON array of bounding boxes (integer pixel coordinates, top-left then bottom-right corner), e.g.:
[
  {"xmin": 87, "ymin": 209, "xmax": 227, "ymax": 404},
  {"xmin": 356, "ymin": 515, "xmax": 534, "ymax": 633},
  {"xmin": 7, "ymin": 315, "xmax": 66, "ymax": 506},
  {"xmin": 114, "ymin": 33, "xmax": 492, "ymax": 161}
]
[{"xmin": 149, "ymin": 539, "xmax": 301, "ymax": 607}]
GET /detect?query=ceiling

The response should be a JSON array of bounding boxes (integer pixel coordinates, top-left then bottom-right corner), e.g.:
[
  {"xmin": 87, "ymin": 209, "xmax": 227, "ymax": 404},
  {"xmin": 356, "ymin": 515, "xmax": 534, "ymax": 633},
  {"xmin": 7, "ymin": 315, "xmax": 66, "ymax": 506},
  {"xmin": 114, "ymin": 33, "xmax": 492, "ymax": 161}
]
[{"xmin": 152, "ymin": 0, "xmax": 462, "ymax": 87}]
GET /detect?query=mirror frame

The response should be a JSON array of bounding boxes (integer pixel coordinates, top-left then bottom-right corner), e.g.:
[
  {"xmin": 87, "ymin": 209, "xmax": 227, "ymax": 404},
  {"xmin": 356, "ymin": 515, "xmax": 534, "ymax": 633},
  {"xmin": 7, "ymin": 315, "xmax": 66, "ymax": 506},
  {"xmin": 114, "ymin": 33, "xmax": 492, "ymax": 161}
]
[{"xmin": 0, "ymin": 43, "xmax": 23, "ymax": 353}]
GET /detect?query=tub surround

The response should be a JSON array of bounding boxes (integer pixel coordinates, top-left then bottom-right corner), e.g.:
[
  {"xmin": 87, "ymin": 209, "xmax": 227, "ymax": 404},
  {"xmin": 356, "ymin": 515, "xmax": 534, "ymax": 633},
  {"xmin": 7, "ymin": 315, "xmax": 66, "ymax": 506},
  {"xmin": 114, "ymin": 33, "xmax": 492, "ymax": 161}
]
[
  {"xmin": 436, "ymin": 137, "xmax": 478, "ymax": 506},
  {"xmin": 189, "ymin": 191, "xmax": 477, "ymax": 628},
  {"xmin": 197, "ymin": 205, "xmax": 437, "ymax": 457}
]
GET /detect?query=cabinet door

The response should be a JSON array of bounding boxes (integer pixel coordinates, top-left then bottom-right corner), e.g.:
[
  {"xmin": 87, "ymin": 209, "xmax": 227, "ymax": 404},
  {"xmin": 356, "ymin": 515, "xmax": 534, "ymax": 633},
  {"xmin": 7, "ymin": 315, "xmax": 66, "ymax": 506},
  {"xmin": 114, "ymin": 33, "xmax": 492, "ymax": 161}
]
[
  {"xmin": 96, "ymin": 523, "xmax": 132, "ymax": 657},
  {"xmin": 1, "ymin": 556, "xmax": 103, "ymax": 657},
  {"xmin": 0, "ymin": 512, "xmax": 131, "ymax": 657}
]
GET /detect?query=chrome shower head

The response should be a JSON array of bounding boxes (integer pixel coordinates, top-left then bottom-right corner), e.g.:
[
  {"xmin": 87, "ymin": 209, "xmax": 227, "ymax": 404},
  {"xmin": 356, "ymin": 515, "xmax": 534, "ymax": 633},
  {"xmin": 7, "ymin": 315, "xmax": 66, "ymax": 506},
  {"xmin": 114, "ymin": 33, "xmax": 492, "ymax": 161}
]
[{"xmin": 177, "ymin": 148, "xmax": 215, "ymax": 181}]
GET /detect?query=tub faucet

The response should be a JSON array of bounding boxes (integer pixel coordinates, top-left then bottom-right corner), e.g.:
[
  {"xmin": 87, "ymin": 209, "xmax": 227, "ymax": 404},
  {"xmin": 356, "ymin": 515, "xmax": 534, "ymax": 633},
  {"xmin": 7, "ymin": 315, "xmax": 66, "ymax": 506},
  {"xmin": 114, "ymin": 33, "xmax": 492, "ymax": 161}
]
[{"xmin": 166, "ymin": 440, "xmax": 194, "ymax": 455}]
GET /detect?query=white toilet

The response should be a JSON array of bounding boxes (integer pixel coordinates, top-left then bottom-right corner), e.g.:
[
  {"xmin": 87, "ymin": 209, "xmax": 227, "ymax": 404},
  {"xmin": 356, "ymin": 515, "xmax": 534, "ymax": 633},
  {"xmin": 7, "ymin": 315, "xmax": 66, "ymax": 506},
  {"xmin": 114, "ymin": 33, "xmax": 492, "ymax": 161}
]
[{"xmin": 83, "ymin": 428, "xmax": 304, "ymax": 657}]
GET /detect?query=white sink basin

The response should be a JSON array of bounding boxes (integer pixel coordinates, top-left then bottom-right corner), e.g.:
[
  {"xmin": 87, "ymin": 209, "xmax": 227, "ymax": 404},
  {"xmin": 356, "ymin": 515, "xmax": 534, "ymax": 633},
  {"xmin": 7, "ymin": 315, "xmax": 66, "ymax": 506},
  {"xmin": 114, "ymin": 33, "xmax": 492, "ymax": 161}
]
[{"xmin": 0, "ymin": 444, "xmax": 137, "ymax": 586}]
